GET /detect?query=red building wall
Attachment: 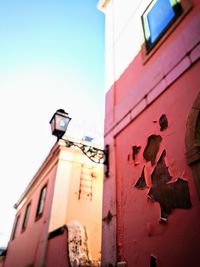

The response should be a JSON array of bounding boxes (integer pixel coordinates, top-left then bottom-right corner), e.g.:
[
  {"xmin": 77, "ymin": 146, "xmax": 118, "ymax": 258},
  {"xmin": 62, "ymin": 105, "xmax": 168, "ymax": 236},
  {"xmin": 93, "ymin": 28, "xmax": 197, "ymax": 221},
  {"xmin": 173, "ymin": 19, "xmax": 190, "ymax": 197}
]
[
  {"xmin": 102, "ymin": 0, "xmax": 200, "ymax": 266},
  {"xmin": 115, "ymin": 63, "xmax": 200, "ymax": 266}
]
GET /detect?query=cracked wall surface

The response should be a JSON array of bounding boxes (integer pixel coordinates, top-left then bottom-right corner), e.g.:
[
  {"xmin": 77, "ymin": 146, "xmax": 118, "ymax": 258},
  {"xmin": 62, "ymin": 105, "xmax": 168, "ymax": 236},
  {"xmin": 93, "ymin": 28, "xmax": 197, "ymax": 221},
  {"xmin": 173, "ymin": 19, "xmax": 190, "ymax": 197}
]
[
  {"xmin": 135, "ymin": 137, "xmax": 192, "ymax": 221},
  {"xmin": 67, "ymin": 221, "xmax": 91, "ymax": 267}
]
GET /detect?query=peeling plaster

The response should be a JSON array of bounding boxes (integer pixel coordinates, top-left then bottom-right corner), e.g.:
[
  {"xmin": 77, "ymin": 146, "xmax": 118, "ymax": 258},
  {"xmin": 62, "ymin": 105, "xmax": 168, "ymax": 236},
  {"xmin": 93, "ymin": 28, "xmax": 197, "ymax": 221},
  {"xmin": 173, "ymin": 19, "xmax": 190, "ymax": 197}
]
[
  {"xmin": 132, "ymin": 145, "xmax": 141, "ymax": 160},
  {"xmin": 67, "ymin": 221, "xmax": 91, "ymax": 267},
  {"xmin": 132, "ymin": 145, "xmax": 141, "ymax": 166},
  {"xmin": 150, "ymin": 150, "xmax": 171, "ymax": 186},
  {"xmin": 135, "ymin": 149, "xmax": 192, "ymax": 221},
  {"xmin": 148, "ymin": 150, "xmax": 192, "ymax": 220},
  {"xmin": 135, "ymin": 167, "xmax": 147, "ymax": 189},
  {"xmin": 159, "ymin": 114, "xmax": 168, "ymax": 131},
  {"xmin": 149, "ymin": 178, "xmax": 192, "ymax": 220},
  {"xmin": 143, "ymin": 135, "xmax": 162, "ymax": 165}
]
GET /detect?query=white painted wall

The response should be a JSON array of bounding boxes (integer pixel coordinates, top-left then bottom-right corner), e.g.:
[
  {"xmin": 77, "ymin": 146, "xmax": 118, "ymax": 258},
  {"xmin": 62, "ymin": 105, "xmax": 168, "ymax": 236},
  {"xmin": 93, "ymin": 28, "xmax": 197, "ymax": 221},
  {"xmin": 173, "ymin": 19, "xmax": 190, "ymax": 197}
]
[{"xmin": 99, "ymin": 0, "xmax": 150, "ymax": 91}]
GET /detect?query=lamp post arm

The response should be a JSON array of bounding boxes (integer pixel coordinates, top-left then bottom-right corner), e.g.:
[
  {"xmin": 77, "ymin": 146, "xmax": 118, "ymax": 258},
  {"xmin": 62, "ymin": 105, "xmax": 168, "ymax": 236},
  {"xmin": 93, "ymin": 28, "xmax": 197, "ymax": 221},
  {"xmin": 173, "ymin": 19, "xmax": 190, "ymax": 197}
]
[{"xmin": 61, "ymin": 139, "xmax": 109, "ymax": 177}]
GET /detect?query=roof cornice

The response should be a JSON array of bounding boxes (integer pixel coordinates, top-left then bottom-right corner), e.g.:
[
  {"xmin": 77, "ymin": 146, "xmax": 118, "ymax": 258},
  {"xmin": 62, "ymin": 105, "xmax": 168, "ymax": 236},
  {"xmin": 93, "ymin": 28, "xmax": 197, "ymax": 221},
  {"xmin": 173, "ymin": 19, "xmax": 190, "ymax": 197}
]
[
  {"xmin": 97, "ymin": 0, "xmax": 111, "ymax": 12},
  {"xmin": 14, "ymin": 137, "xmax": 103, "ymax": 209},
  {"xmin": 14, "ymin": 142, "xmax": 60, "ymax": 209}
]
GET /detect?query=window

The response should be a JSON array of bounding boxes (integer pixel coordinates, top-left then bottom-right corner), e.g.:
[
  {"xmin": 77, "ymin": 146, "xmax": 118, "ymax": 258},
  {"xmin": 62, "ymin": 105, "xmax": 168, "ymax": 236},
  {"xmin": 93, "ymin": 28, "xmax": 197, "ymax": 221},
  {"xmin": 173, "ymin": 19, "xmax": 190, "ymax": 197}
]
[
  {"xmin": 11, "ymin": 215, "xmax": 20, "ymax": 240},
  {"xmin": 22, "ymin": 203, "xmax": 31, "ymax": 231},
  {"xmin": 36, "ymin": 185, "xmax": 47, "ymax": 219},
  {"xmin": 142, "ymin": 0, "xmax": 183, "ymax": 51}
]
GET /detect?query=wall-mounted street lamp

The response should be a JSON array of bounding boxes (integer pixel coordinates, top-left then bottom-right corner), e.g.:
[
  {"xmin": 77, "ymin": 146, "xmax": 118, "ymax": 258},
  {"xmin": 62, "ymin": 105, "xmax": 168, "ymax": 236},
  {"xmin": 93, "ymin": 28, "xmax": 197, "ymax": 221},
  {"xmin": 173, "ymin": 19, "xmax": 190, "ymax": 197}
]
[{"xmin": 50, "ymin": 109, "xmax": 109, "ymax": 177}]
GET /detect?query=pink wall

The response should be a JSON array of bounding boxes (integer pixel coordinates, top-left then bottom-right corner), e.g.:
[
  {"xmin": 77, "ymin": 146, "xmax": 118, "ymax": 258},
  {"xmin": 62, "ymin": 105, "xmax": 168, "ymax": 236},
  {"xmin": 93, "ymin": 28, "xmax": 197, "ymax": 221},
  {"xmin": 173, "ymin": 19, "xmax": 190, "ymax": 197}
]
[
  {"xmin": 45, "ymin": 226, "xmax": 70, "ymax": 267},
  {"xmin": 103, "ymin": 1, "xmax": 200, "ymax": 266},
  {"xmin": 4, "ymin": 164, "xmax": 57, "ymax": 267},
  {"xmin": 104, "ymin": 5, "xmax": 200, "ymax": 136},
  {"xmin": 115, "ymin": 64, "xmax": 200, "ymax": 266},
  {"xmin": 4, "ymin": 142, "xmax": 103, "ymax": 267}
]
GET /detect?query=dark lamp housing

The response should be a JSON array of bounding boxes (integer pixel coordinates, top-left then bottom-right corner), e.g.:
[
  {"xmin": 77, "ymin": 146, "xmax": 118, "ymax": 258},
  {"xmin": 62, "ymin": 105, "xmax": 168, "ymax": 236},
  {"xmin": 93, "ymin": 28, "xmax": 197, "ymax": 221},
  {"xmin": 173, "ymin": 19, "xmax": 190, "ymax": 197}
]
[
  {"xmin": 49, "ymin": 109, "xmax": 71, "ymax": 140},
  {"xmin": 50, "ymin": 109, "xmax": 109, "ymax": 177}
]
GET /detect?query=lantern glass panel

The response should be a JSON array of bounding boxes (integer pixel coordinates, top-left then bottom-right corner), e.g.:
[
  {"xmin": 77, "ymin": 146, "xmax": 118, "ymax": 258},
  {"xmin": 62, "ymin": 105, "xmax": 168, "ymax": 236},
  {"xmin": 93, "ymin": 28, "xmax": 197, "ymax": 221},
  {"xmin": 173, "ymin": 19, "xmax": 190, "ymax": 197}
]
[{"xmin": 55, "ymin": 114, "xmax": 70, "ymax": 132}]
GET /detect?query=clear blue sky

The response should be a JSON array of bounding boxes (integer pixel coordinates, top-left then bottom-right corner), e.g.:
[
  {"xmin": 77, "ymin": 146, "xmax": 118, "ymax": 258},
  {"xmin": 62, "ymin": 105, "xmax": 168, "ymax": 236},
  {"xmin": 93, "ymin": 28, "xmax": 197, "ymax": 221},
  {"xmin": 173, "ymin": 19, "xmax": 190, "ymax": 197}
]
[{"xmin": 0, "ymin": 0, "xmax": 105, "ymax": 246}]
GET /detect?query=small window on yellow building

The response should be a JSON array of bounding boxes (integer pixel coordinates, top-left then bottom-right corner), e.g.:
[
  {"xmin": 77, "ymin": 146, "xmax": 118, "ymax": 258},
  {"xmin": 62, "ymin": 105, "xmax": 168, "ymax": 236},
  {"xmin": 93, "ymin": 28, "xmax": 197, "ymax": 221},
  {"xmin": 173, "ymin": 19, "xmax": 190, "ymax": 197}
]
[
  {"xmin": 22, "ymin": 203, "xmax": 31, "ymax": 231},
  {"xmin": 36, "ymin": 185, "xmax": 47, "ymax": 220},
  {"xmin": 11, "ymin": 215, "xmax": 20, "ymax": 240}
]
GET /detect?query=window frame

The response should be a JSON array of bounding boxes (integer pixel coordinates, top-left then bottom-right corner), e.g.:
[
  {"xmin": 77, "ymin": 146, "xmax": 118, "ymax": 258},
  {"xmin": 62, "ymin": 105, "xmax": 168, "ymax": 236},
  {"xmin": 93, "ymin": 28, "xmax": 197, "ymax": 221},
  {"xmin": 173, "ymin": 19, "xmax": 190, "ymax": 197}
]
[
  {"xmin": 142, "ymin": 0, "xmax": 183, "ymax": 52},
  {"xmin": 11, "ymin": 215, "xmax": 20, "ymax": 240},
  {"xmin": 141, "ymin": 0, "xmax": 192, "ymax": 63},
  {"xmin": 21, "ymin": 202, "xmax": 31, "ymax": 232},
  {"xmin": 35, "ymin": 184, "xmax": 47, "ymax": 220}
]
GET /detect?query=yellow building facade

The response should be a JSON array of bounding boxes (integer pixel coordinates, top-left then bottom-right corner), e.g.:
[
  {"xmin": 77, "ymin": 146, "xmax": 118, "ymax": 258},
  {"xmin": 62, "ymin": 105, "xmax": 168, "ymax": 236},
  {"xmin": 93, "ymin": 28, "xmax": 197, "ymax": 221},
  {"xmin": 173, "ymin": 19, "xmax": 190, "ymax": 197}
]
[{"xmin": 4, "ymin": 137, "xmax": 103, "ymax": 267}]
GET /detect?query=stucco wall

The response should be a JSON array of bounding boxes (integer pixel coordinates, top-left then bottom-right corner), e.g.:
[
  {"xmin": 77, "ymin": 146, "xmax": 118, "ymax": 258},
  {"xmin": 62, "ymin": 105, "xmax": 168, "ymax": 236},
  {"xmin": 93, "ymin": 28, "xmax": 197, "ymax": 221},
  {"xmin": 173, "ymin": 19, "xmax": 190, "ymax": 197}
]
[
  {"xmin": 4, "ymin": 141, "xmax": 103, "ymax": 267},
  {"xmin": 102, "ymin": 0, "xmax": 200, "ymax": 266},
  {"xmin": 45, "ymin": 226, "xmax": 70, "ymax": 267},
  {"xmin": 49, "ymin": 144, "xmax": 103, "ymax": 264},
  {"xmin": 4, "ymin": 160, "xmax": 58, "ymax": 267},
  {"xmin": 114, "ymin": 65, "xmax": 200, "ymax": 266}
]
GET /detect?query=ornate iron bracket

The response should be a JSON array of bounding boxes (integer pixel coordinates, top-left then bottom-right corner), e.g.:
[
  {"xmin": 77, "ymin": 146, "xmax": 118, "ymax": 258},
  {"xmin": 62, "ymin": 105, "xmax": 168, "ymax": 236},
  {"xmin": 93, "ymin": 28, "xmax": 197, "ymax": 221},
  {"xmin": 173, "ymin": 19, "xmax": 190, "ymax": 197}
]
[{"xmin": 62, "ymin": 139, "xmax": 109, "ymax": 177}]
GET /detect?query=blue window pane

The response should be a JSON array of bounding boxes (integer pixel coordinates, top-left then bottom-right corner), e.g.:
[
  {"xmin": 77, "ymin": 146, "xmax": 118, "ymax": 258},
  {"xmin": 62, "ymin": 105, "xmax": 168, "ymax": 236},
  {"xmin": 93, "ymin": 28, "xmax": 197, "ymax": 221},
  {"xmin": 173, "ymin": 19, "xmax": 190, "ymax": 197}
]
[{"xmin": 147, "ymin": 0, "xmax": 175, "ymax": 43}]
